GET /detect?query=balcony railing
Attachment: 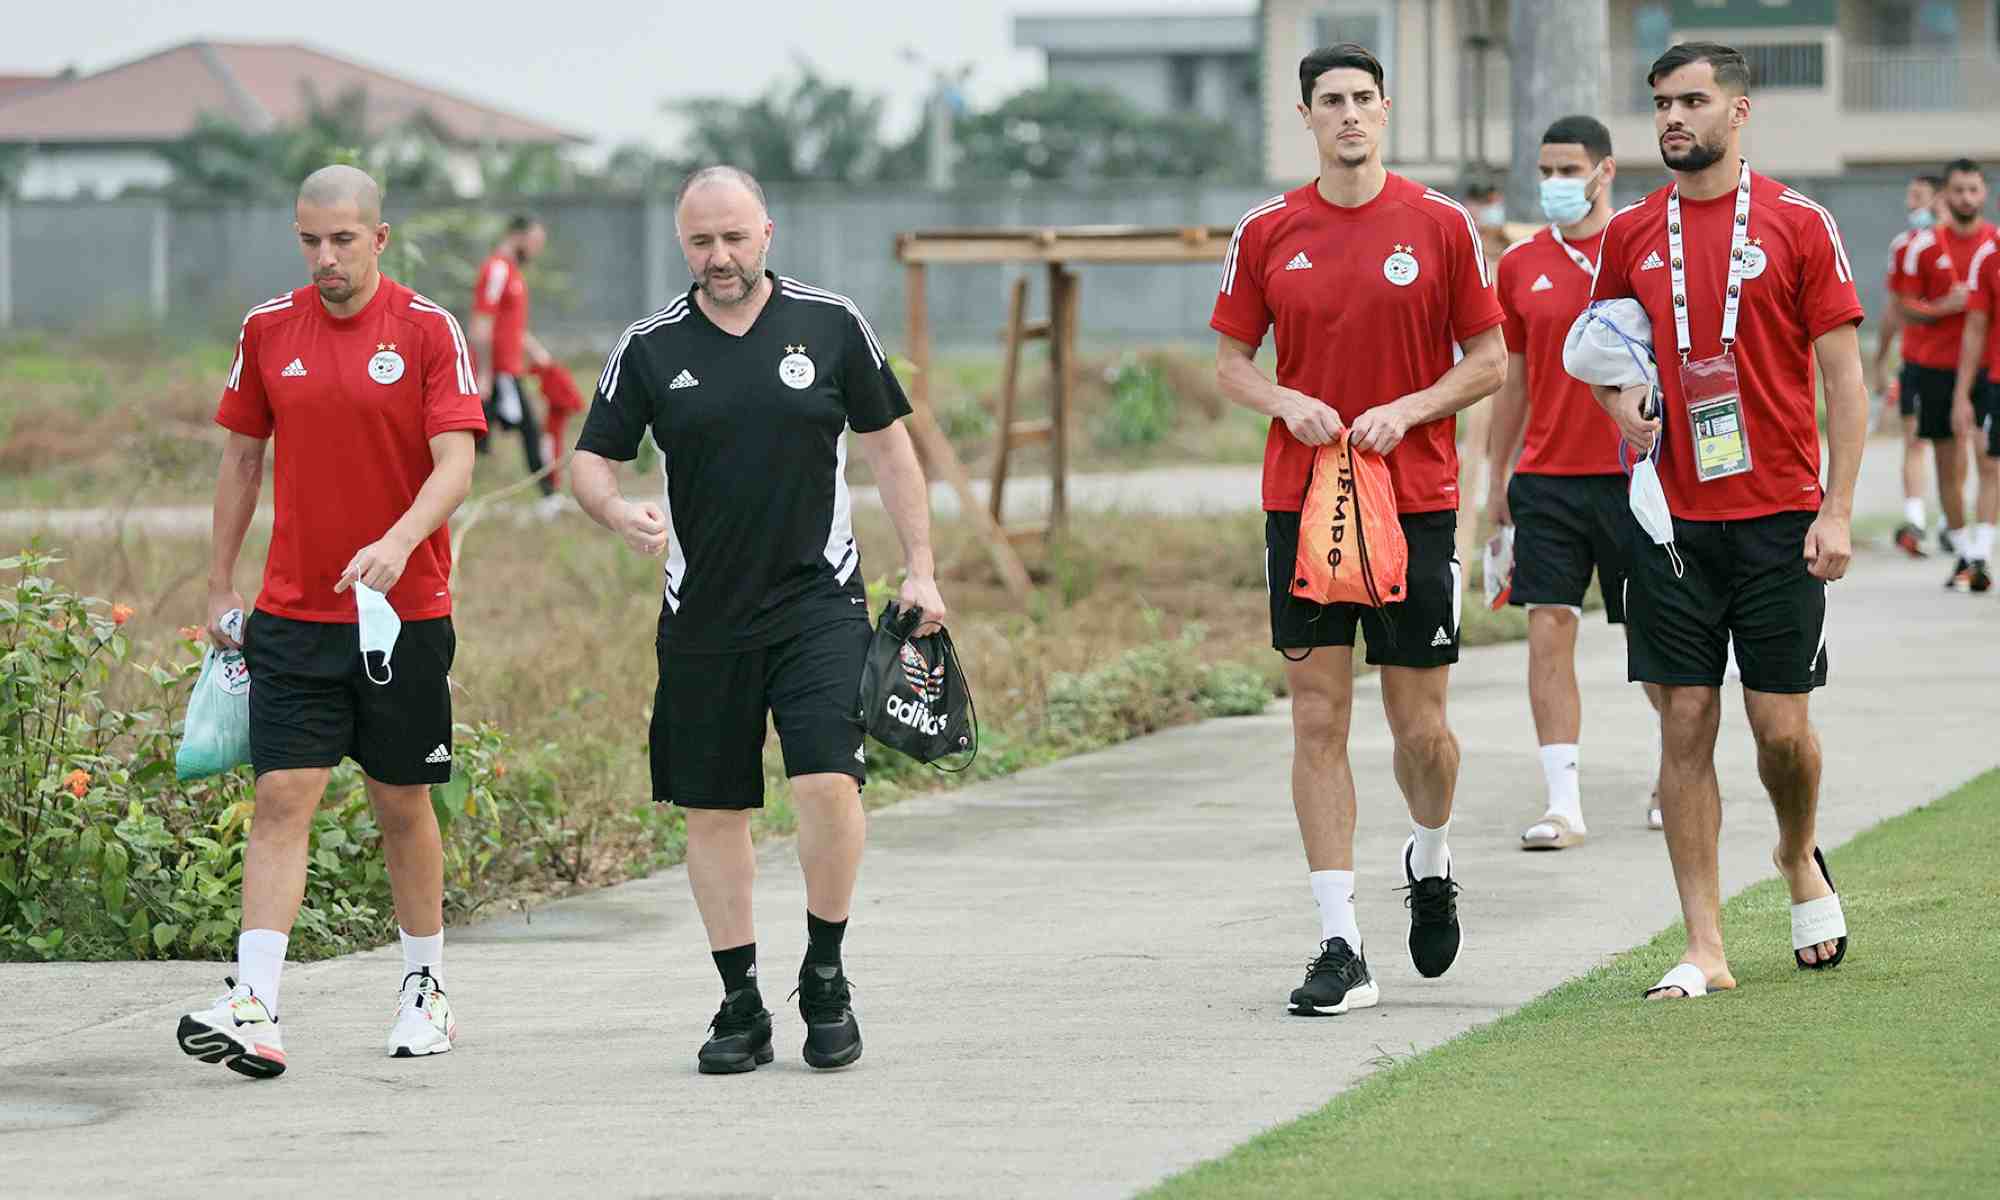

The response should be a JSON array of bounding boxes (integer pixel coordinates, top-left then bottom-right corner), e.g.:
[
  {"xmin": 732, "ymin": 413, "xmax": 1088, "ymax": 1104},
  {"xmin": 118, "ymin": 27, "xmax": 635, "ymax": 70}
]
[{"xmin": 1843, "ymin": 51, "xmax": 2000, "ymax": 112}]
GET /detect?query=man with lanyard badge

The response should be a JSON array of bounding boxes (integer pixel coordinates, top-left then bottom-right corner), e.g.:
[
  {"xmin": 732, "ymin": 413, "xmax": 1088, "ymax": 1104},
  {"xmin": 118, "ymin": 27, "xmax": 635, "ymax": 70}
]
[{"xmin": 1584, "ymin": 43, "xmax": 1866, "ymax": 1000}]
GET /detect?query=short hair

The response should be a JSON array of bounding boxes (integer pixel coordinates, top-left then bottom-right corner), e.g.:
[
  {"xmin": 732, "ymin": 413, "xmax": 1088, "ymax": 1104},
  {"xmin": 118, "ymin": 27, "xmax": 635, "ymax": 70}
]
[
  {"xmin": 1541, "ymin": 115, "xmax": 1613, "ymax": 163},
  {"xmin": 675, "ymin": 164, "xmax": 768, "ymax": 214},
  {"xmin": 1648, "ymin": 42, "xmax": 1751, "ymax": 94},
  {"xmin": 1299, "ymin": 43, "xmax": 1385, "ymax": 106},
  {"xmin": 506, "ymin": 214, "xmax": 540, "ymax": 234},
  {"xmin": 1942, "ymin": 158, "xmax": 1984, "ymax": 182},
  {"xmin": 1914, "ymin": 173, "xmax": 1944, "ymax": 190},
  {"xmin": 296, "ymin": 164, "xmax": 382, "ymax": 225}
]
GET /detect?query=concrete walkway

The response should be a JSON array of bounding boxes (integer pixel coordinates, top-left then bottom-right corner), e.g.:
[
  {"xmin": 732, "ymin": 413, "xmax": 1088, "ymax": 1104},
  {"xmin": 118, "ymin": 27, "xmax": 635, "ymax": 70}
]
[{"xmin": 4, "ymin": 467, "xmax": 1994, "ymax": 1197}]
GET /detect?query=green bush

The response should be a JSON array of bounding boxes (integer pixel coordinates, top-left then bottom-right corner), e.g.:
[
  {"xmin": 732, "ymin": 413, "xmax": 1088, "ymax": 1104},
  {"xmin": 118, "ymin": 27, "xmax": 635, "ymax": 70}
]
[
  {"xmin": 0, "ymin": 549, "xmax": 662, "ymax": 962},
  {"xmin": 1044, "ymin": 626, "xmax": 1272, "ymax": 750},
  {"xmin": 1093, "ymin": 354, "xmax": 1178, "ymax": 449}
]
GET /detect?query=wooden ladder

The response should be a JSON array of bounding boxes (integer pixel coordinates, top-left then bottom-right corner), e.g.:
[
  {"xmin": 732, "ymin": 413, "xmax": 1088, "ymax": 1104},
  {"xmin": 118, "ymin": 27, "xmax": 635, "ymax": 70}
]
[{"xmin": 987, "ymin": 266, "xmax": 1078, "ymax": 544}]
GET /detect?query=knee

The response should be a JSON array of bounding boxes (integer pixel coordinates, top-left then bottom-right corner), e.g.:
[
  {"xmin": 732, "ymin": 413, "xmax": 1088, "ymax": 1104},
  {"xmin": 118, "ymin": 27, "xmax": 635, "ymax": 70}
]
[
  {"xmin": 1290, "ymin": 689, "xmax": 1352, "ymax": 752},
  {"xmin": 1659, "ymin": 691, "xmax": 1720, "ymax": 756},
  {"xmin": 251, "ymin": 774, "xmax": 323, "ymax": 833},
  {"xmin": 1754, "ymin": 724, "xmax": 1815, "ymax": 774},
  {"xmin": 371, "ymin": 788, "xmax": 435, "ymax": 838}
]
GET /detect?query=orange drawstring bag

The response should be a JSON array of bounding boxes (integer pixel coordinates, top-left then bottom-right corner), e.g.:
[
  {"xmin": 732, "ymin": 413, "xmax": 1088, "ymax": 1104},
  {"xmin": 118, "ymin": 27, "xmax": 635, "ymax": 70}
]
[{"xmin": 1290, "ymin": 432, "xmax": 1409, "ymax": 608}]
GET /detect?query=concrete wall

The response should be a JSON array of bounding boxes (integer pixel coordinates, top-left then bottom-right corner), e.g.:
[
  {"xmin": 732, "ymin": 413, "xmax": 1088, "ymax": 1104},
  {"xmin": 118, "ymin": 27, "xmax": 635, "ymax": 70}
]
[{"xmin": 17, "ymin": 148, "xmax": 174, "ymax": 200}]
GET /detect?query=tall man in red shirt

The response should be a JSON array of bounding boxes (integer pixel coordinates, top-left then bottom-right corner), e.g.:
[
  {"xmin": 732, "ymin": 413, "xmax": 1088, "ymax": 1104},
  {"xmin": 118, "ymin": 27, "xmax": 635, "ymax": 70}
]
[
  {"xmin": 179, "ymin": 165, "xmax": 485, "ymax": 1076},
  {"xmin": 1486, "ymin": 115, "xmax": 1665, "ymax": 849},
  {"xmin": 1872, "ymin": 174, "xmax": 1942, "ymax": 555},
  {"xmin": 1585, "ymin": 44, "xmax": 1866, "ymax": 1000},
  {"xmin": 1212, "ymin": 43, "xmax": 1506, "ymax": 1017},
  {"xmin": 1895, "ymin": 160, "xmax": 1995, "ymax": 589},
  {"xmin": 471, "ymin": 214, "xmax": 556, "ymax": 499},
  {"xmin": 1950, "ymin": 175, "xmax": 2000, "ymax": 565}
]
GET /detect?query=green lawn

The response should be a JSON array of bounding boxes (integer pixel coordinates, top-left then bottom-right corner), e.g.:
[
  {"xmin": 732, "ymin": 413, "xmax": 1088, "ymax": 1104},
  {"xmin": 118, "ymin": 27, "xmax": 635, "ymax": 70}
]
[{"xmin": 1150, "ymin": 771, "xmax": 2000, "ymax": 1200}]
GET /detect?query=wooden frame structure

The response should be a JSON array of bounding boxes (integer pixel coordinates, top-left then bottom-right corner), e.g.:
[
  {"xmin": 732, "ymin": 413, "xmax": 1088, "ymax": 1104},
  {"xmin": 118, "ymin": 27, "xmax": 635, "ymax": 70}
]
[{"xmin": 894, "ymin": 225, "xmax": 1235, "ymax": 601}]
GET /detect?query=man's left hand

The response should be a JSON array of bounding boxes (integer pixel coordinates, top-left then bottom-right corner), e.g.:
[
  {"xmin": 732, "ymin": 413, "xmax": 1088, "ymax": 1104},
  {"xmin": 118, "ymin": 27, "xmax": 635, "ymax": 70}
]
[
  {"xmin": 1347, "ymin": 400, "xmax": 1415, "ymax": 455},
  {"xmin": 1804, "ymin": 511, "xmax": 1852, "ymax": 582},
  {"xmin": 336, "ymin": 536, "xmax": 415, "ymax": 594},
  {"xmin": 898, "ymin": 574, "xmax": 948, "ymax": 636}
]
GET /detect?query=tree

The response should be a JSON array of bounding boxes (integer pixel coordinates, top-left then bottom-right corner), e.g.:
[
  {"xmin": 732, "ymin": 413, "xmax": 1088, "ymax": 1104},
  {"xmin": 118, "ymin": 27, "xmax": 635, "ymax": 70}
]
[
  {"xmin": 154, "ymin": 86, "xmax": 458, "ymax": 201},
  {"xmin": 1507, "ymin": 0, "xmax": 1608, "ymax": 221},
  {"xmin": 666, "ymin": 62, "xmax": 890, "ymax": 183},
  {"xmin": 949, "ymin": 84, "xmax": 1253, "ymax": 185}
]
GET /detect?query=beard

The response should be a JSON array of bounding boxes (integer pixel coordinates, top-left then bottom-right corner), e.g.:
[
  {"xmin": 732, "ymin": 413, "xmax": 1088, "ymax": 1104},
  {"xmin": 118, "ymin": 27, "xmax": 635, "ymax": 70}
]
[
  {"xmin": 698, "ymin": 247, "xmax": 768, "ymax": 306},
  {"xmin": 1660, "ymin": 130, "xmax": 1725, "ymax": 172},
  {"xmin": 1947, "ymin": 200, "xmax": 1983, "ymax": 223},
  {"xmin": 314, "ymin": 273, "xmax": 357, "ymax": 303}
]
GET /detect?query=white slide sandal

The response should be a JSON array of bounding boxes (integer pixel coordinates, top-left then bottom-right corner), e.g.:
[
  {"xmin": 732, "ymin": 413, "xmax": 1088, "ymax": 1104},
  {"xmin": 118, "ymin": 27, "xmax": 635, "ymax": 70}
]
[
  {"xmin": 1792, "ymin": 847, "xmax": 1849, "ymax": 969},
  {"xmin": 1643, "ymin": 962, "xmax": 1710, "ymax": 1000}
]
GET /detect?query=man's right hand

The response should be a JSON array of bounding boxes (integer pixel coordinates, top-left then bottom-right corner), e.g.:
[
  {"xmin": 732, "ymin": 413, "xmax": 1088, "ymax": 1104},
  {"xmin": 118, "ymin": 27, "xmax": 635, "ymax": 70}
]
[
  {"xmin": 611, "ymin": 498, "xmax": 669, "ymax": 557},
  {"xmin": 1484, "ymin": 483, "xmax": 1511, "ymax": 532},
  {"xmin": 1952, "ymin": 394, "xmax": 1977, "ymax": 439},
  {"xmin": 1936, "ymin": 284, "xmax": 1972, "ymax": 318},
  {"xmin": 1612, "ymin": 384, "xmax": 1661, "ymax": 454},
  {"xmin": 1280, "ymin": 392, "xmax": 1343, "ymax": 446},
  {"xmin": 207, "ymin": 588, "xmax": 246, "ymax": 649}
]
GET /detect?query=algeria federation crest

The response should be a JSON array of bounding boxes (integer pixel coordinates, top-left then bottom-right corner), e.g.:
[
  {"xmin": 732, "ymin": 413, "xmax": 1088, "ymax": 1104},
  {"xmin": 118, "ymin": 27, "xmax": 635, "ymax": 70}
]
[
  {"xmin": 1737, "ymin": 239, "xmax": 1768, "ymax": 281},
  {"xmin": 368, "ymin": 343, "xmax": 406, "ymax": 385},
  {"xmin": 1383, "ymin": 244, "xmax": 1421, "ymax": 287},
  {"xmin": 778, "ymin": 344, "xmax": 815, "ymax": 390}
]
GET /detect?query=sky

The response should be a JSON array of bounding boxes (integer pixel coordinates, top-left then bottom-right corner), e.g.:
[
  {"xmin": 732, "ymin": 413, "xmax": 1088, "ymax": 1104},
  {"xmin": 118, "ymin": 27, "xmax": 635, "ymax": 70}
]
[{"xmin": 2, "ymin": 0, "xmax": 1211, "ymax": 155}]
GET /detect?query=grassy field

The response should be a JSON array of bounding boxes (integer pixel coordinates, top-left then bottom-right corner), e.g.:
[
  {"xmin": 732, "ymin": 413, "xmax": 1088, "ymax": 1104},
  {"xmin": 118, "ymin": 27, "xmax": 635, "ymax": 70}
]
[{"xmin": 1150, "ymin": 770, "xmax": 2000, "ymax": 1200}]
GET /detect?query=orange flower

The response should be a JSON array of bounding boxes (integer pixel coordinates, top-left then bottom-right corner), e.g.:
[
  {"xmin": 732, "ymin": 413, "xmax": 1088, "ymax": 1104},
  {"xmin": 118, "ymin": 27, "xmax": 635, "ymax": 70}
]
[
  {"xmin": 178, "ymin": 625, "xmax": 202, "ymax": 641},
  {"xmin": 493, "ymin": 762, "xmax": 508, "ymax": 779},
  {"xmin": 111, "ymin": 604, "xmax": 135, "ymax": 626},
  {"xmin": 63, "ymin": 769, "xmax": 89, "ymax": 798},
  {"xmin": 48, "ymin": 614, "xmax": 70, "ymax": 631}
]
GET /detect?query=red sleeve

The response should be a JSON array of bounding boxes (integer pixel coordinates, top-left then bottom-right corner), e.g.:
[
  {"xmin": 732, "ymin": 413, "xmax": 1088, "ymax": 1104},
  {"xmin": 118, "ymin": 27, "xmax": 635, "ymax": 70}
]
[
  {"xmin": 417, "ymin": 305, "xmax": 488, "ymax": 438},
  {"xmin": 1890, "ymin": 241, "xmax": 1928, "ymax": 298},
  {"xmin": 1497, "ymin": 248, "xmax": 1528, "ymax": 353},
  {"xmin": 1209, "ymin": 202, "xmax": 1275, "ymax": 346},
  {"xmin": 215, "ymin": 308, "xmax": 274, "ymax": 438},
  {"xmin": 1588, "ymin": 212, "xmax": 1632, "ymax": 302},
  {"xmin": 1793, "ymin": 206, "xmax": 1866, "ymax": 341},
  {"xmin": 1883, "ymin": 237, "xmax": 1906, "ymax": 294},
  {"xmin": 1967, "ymin": 243, "xmax": 1998, "ymax": 316},
  {"xmin": 1447, "ymin": 211, "xmax": 1504, "ymax": 343},
  {"xmin": 472, "ymin": 257, "xmax": 511, "ymax": 316}
]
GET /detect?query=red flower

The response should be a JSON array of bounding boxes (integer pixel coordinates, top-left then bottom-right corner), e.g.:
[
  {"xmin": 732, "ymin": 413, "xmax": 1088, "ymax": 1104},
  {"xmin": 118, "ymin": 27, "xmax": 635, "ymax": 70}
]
[
  {"xmin": 111, "ymin": 604, "xmax": 135, "ymax": 626},
  {"xmin": 63, "ymin": 769, "xmax": 89, "ymax": 798},
  {"xmin": 178, "ymin": 625, "xmax": 202, "ymax": 641}
]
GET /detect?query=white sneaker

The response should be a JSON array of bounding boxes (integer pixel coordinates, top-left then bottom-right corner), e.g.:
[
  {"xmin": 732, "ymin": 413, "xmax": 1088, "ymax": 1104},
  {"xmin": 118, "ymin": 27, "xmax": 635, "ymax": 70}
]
[
  {"xmin": 387, "ymin": 968, "xmax": 457, "ymax": 1057},
  {"xmin": 177, "ymin": 978, "xmax": 286, "ymax": 1079},
  {"xmin": 533, "ymin": 492, "xmax": 570, "ymax": 520}
]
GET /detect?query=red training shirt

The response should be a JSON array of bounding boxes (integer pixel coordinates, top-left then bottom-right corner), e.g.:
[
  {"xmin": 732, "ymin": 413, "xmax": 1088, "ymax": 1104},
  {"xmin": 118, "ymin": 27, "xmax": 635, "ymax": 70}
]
[
  {"xmin": 1497, "ymin": 226, "xmax": 1621, "ymax": 475},
  {"xmin": 216, "ymin": 276, "xmax": 486, "ymax": 623},
  {"xmin": 1211, "ymin": 173, "xmax": 1504, "ymax": 514},
  {"xmin": 1893, "ymin": 221, "xmax": 1994, "ymax": 370},
  {"xmin": 1587, "ymin": 171, "xmax": 1864, "ymax": 521},
  {"xmin": 1884, "ymin": 229, "xmax": 1918, "ymax": 362},
  {"xmin": 472, "ymin": 252, "xmax": 529, "ymax": 376},
  {"xmin": 1967, "ymin": 235, "xmax": 2000, "ymax": 379}
]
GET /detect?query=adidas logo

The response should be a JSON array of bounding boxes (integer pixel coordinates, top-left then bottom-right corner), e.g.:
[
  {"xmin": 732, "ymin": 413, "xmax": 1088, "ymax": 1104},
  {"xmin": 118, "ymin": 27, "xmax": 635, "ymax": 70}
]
[
  {"xmin": 668, "ymin": 369, "xmax": 699, "ymax": 390},
  {"xmin": 424, "ymin": 744, "xmax": 451, "ymax": 764},
  {"xmin": 281, "ymin": 358, "xmax": 308, "ymax": 377},
  {"xmin": 1530, "ymin": 273, "xmax": 1554, "ymax": 292},
  {"xmin": 854, "ymin": 745, "xmax": 866, "ymax": 765},
  {"xmin": 1431, "ymin": 626, "xmax": 1452, "ymax": 648},
  {"xmin": 1284, "ymin": 251, "xmax": 1314, "ymax": 271},
  {"xmin": 1640, "ymin": 251, "xmax": 1666, "ymax": 271}
]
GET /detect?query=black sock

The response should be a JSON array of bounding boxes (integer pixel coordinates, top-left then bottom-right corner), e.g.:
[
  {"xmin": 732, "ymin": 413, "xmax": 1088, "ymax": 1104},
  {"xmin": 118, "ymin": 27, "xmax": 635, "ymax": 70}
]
[
  {"xmin": 713, "ymin": 942, "xmax": 757, "ymax": 995},
  {"xmin": 805, "ymin": 912, "xmax": 847, "ymax": 967}
]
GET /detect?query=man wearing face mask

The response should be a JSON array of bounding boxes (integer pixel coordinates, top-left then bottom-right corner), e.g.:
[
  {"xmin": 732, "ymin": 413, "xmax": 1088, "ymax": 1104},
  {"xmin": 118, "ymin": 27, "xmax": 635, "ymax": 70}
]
[
  {"xmin": 571, "ymin": 166, "xmax": 944, "ymax": 1075},
  {"xmin": 1487, "ymin": 115, "xmax": 1666, "ymax": 849},
  {"xmin": 182, "ymin": 165, "xmax": 485, "ymax": 1076},
  {"xmin": 1873, "ymin": 174, "xmax": 1942, "ymax": 556},
  {"xmin": 1582, "ymin": 43, "xmax": 1867, "ymax": 1001}
]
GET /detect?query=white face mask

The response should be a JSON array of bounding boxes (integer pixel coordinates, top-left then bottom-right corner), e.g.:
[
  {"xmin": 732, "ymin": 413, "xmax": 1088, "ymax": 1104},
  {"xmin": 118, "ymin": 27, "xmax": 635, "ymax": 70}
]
[
  {"xmin": 1628, "ymin": 451, "xmax": 1685, "ymax": 578},
  {"xmin": 354, "ymin": 582, "xmax": 402, "ymax": 685}
]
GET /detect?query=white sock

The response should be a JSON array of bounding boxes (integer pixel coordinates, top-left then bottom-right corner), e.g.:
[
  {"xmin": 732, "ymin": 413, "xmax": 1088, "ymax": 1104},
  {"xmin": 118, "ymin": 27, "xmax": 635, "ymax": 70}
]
[
  {"xmin": 1308, "ymin": 870, "xmax": 1360, "ymax": 949},
  {"xmin": 1974, "ymin": 523, "xmax": 1996, "ymax": 562},
  {"xmin": 1904, "ymin": 497, "xmax": 1926, "ymax": 528},
  {"xmin": 236, "ymin": 929, "xmax": 289, "ymax": 1016},
  {"xmin": 1949, "ymin": 528, "xmax": 1968, "ymax": 558},
  {"xmin": 401, "ymin": 927, "xmax": 445, "ymax": 989},
  {"xmin": 1538, "ymin": 742, "xmax": 1585, "ymax": 831},
  {"xmin": 1408, "ymin": 819, "xmax": 1452, "ymax": 880}
]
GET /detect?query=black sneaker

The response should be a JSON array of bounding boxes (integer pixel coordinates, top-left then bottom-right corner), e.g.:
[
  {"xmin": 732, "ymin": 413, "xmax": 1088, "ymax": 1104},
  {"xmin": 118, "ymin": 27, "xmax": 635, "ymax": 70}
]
[
  {"xmin": 697, "ymin": 988, "xmax": 773, "ymax": 1075},
  {"xmin": 1939, "ymin": 527, "xmax": 1957, "ymax": 556},
  {"xmin": 1401, "ymin": 838, "xmax": 1463, "ymax": 978},
  {"xmin": 1946, "ymin": 557, "xmax": 1972, "ymax": 591},
  {"xmin": 1287, "ymin": 937, "xmax": 1379, "ymax": 1015},
  {"xmin": 1893, "ymin": 523, "xmax": 1926, "ymax": 558},
  {"xmin": 1971, "ymin": 560, "xmax": 1993, "ymax": 593},
  {"xmin": 792, "ymin": 963, "xmax": 862, "ymax": 1070}
]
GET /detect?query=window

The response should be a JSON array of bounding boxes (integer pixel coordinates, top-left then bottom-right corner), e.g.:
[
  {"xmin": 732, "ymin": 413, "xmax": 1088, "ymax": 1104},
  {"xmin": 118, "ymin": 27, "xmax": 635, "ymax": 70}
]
[
  {"xmin": 1741, "ymin": 42, "xmax": 1826, "ymax": 88},
  {"xmin": 1309, "ymin": 1, "xmax": 1394, "ymax": 79},
  {"xmin": 1170, "ymin": 55, "xmax": 1200, "ymax": 110},
  {"xmin": 1870, "ymin": 0, "xmax": 1960, "ymax": 46}
]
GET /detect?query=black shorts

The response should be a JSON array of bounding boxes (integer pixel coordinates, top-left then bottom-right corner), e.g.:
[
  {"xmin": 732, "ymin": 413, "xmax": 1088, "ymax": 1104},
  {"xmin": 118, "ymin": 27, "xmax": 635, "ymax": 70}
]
[
  {"xmin": 1625, "ymin": 509, "xmax": 1828, "ymax": 694},
  {"xmin": 1506, "ymin": 472, "xmax": 1634, "ymax": 624},
  {"xmin": 651, "ymin": 619, "xmax": 870, "ymax": 810},
  {"xmin": 1906, "ymin": 363, "xmax": 1961, "ymax": 441},
  {"xmin": 1266, "ymin": 509, "xmax": 1461, "ymax": 669},
  {"xmin": 1977, "ymin": 374, "xmax": 1999, "ymax": 458},
  {"xmin": 242, "ymin": 609, "xmax": 457, "ymax": 785}
]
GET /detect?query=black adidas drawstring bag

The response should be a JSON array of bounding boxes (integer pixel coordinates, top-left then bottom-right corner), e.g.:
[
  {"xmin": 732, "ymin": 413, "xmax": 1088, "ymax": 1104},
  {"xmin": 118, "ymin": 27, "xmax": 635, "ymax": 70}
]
[{"xmin": 855, "ymin": 603, "xmax": 977, "ymax": 771}]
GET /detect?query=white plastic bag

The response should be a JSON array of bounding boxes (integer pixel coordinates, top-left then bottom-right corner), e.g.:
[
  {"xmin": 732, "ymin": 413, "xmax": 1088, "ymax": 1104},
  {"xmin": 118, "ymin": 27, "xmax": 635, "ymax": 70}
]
[
  {"xmin": 1482, "ymin": 526, "xmax": 1515, "ymax": 611},
  {"xmin": 175, "ymin": 609, "xmax": 253, "ymax": 781}
]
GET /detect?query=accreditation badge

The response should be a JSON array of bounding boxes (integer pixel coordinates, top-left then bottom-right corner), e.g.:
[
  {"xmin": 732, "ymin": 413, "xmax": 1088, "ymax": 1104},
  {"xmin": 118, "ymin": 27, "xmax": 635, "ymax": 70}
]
[{"xmin": 1680, "ymin": 351, "xmax": 1752, "ymax": 482}]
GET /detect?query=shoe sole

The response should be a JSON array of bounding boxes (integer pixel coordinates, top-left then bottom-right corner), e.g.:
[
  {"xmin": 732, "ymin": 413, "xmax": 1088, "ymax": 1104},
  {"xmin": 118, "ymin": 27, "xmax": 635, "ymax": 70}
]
[
  {"xmin": 177, "ymin": 1015, "xmax": 285, "ymax": 1079},
  {"xmin": 698, "ymin": 1044, "xmax": 776, "ymax": 1075},
  {"xmin": 1290, "ymin": 980, "xmax": 1382, "ymax": 1016},
  {"xmin": 803, "ymin": 1037, "xmax": 864, "ymax": 1070},
  {"xmin": 389, "ymin": 1037, "xmax": 455, "ymax": 1058}
]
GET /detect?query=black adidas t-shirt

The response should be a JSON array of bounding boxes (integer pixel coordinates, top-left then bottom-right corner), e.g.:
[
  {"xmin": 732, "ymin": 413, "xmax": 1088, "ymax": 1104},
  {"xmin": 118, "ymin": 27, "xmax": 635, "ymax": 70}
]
[{"xmin": 577, "ymin": 274, "xmax": 911, "ymax": 651}]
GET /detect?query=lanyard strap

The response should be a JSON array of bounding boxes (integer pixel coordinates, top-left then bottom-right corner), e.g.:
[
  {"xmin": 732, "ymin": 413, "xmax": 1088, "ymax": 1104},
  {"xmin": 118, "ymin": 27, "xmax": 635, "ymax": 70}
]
[
  {"xmin": 1665, "ymin": 159, "xmax": 1752, "ymax": 361},
  {"xmin": 1549, "ymin": 225, "xmax": 1596, "ymax": 276}
]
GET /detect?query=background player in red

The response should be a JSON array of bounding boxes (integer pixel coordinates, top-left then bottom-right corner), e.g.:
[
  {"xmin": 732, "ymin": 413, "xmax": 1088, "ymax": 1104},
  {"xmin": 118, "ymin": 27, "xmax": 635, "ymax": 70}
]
[
  {"xmin": 1586, "ymin": 43, "xmax": 1867, "ymax": 1001},
  {"xmin": 1212, "ymin": 43, "xmax": 1506, "ymax": 1018},
  {"xmin": 471, "ymin": 214, "xmax": 557, "ymax": 502},
  {"xmin": 1894, "ymin": 160, "xmax": 1994, "ymax": 588},
  {"xmin": 1486, "ymin": 114, "xmax": 1665, "ymax": 849},
  {"xmin": 178, "ymin": 165, "xmax": 484, "ymax": 1076},
  {"xmin": 1950, "ymin": 187, "xmax": 2000, "ymax": 580},
  {"xmin": 1873, "ymin": 174, "xmax": 1942, "ymax": 556}
]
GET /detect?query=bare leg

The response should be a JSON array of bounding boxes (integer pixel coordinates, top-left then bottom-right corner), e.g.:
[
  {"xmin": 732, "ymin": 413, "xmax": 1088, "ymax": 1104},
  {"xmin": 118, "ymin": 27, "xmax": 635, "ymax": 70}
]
[
  {"xmin": 1380, "ymin": 665, "xmax": 1457, "ymax": 830},
  {"xmin": 790, "ymin": 772, "xmax": 865, "ymax": 923},
  {"xmin": 1649, "ymin": 685, "xmax": 1736, "ymax": 998},
  {"xmin": 684, "ymin": 808, "xmax": 756, "ymax": 950},
  {"xmin": 366, "ymin": 778, "xmax": 444, "ymax": 938},
  {"xmin": 1742, "ymin": 689, "xmax": 1839, "ymax": 964},
  {"xmin": 1643, "ymin": 681, "xmax": 1667, "ymax": 802},
  {"xmin": 1283, "ymin": 649, "xmax": 1358, "ymax": 871},
  {"xmin": 1526, "ymin": 607, "xmax": 1580, "ymax": 746},
  {"xmin": 1975, "ymin": 453, "xmax": 1999, "ymax": 531},
  {"xmin": 241, "ymin": 768, "xmax": 332, "ymax": 932},
  {"xmin": 1936, "ymin": 435, "xmax": 1968, "ymax": 533},
  {"xmin": 1903, "ymin": 414, "xmax": 1927, "ymax": 511}
]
